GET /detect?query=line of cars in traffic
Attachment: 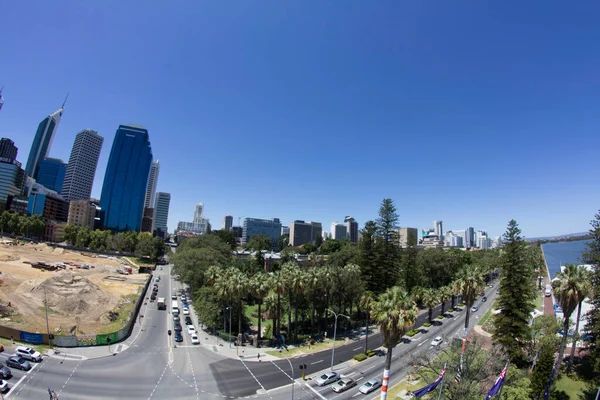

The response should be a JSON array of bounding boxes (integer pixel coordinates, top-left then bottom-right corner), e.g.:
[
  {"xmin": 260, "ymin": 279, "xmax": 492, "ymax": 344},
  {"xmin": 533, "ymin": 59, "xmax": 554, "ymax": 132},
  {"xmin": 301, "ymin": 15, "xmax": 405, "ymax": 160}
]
[
  {"xmin": 0, "ymin": 345, "xmax": 44, "ymax": 393},
  {"xmin": 172, "ymin": 290, "xmax": 200, "ymax": 345},
  {"xmin": 315, "ymin": 371, "xmax": 383, "ymax": 395}
]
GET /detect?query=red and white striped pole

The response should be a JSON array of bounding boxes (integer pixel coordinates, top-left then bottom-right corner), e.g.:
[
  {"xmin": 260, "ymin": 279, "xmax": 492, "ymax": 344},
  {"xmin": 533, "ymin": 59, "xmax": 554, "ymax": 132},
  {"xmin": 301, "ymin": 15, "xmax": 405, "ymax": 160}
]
[{"xmin": 380, "ymin": 368, "xmax": 390, "ymax": 400}]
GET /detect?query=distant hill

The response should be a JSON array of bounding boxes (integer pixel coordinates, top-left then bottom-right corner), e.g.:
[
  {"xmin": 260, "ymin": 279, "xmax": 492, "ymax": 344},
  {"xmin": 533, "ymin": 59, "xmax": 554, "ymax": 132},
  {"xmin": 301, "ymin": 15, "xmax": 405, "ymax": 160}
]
[{"xmin": 526, "ymin": 232, "xmax": 591, "ymax": 243}]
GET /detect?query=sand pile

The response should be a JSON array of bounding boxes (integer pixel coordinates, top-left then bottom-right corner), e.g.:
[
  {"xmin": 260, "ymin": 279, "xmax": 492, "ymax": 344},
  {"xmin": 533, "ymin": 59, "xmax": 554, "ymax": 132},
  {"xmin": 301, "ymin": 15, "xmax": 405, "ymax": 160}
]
[
  {"xmin": 29, "ymin": 272, "xmax": 110, "ymax": 315},
  {"xmin": 0, "ymin": 252, "xmax": 20, "ymax": 262}
]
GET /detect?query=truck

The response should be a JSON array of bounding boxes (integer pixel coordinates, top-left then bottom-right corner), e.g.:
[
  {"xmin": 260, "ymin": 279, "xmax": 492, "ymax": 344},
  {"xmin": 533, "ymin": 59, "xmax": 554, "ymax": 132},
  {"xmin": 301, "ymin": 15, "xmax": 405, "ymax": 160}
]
[{"xmin": 157, "ymin": 297, "xmax": 166, "ymax": 310}]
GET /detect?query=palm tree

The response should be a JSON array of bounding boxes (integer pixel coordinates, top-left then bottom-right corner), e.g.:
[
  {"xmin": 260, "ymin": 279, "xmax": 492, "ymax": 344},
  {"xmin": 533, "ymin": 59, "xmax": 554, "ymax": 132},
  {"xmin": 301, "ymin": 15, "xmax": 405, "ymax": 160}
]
[
  {"xmin": 421, "ymin": 288, "xmax": 439, "ymax": 324},
  {"xmin": 438, "ymin": 285, "xmax": 452, "ymax": 317},
  {"xmin": 263, "ymin": 293, "xmax": 278, "ymax": 339},
  {"xmin": 228, "ymin": 269, "xmax": 247, "ymax": 340},
  {"xmin": 287, "ymin": 266, "xmax": 306, "ymax": 344},
  {"xmin": 271, "ymin": 270, "xmax": 287, "ymax": 338},
  {"xmin": 569, "ymin": 267, "xmax": 592, "ymax": 365},
  {"xmin": 360, "ymin": 291, "xmax": 375, "ymax": 354},
  {"xmin": 205, "ymin": 265, "xmax": 221, "ymax": 286},
  {"xmin": 250, "ymin": 272, "xmax": 270, "ymax": 346},
  {"xmin": 281, "ymin": 263, "xmax": 298, "ymax": 342},
  {"xmin": 453, "ymin": 263, "xmax": 485, "ymax": 331},
  {"xmin": 371, "ymin": 286, "xmax": 417, "ymax": 400},
  {"xmin": 305, "ymin": 267, "xmax": 322, "ymax": 336}
]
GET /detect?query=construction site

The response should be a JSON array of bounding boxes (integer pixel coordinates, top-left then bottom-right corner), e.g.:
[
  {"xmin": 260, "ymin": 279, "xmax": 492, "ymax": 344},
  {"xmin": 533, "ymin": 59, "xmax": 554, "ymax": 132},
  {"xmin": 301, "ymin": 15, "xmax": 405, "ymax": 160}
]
[{"xmin": 0, "ymin": 238, "xmax": 150, "ymax": 336}]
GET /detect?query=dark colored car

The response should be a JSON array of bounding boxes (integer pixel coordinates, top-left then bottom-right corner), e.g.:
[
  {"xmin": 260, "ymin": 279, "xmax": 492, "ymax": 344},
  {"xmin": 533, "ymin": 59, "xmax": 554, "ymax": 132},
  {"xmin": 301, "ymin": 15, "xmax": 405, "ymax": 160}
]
[
  {"xmin": 482, "ymin": 296, "xmax": 488, "ymax": 302},
  {"xmin": 174, "ymin": 332, "xmax": 183, "ymax": 342},
  {"xmin": 185, "ymin": 317, "xmax": 192, "ymax": 325},
  {"xmin": 6, "ymin": 357, "xmax": 31, "ymax": 371},
  {"xmin": 0, "ymin": 363, "xmax": 11, "ymax": 379},
  {"xmin": 174, "ymin": 322, "xmax": 182, "ymax": 332}
]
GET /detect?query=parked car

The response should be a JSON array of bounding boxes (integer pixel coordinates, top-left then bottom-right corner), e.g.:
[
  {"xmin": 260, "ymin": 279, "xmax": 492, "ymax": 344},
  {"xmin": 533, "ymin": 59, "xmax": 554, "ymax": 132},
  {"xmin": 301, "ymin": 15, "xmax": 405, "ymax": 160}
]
[
  {"xmin": 431, "ymin": 336, "xmax": 443, "ymax": 347},
  {"xmin": 0, "ymin": 364, "xmax": 12, "ymax": 379},
  {"xmin": 471, "ymin": 305, "xmax": 479, "ymax": 312},
  {"xmin": 174, "ymin": 332, "xmax": 183, "ymax": 342},
  {"xmin": 15, "ymin": 346, "xmax": 42, "ymax": 362},
  {"xmin": 191, "ymin": 334, "xmax": 200, "ymax": 345},
  {"xmin": 0, "ymin": 379, "xmax": 8, "ymax": 394},
  {"xmin": 174, "ymin": 322, "xmax": 183, "ymax": 332},
  {"xmin": 333, "ymin": 378, "xmax": 357, "ymax": 393},
  {"xmin": 183, "ymin": 307, "xmax": 190, "ymax": 315},
  {"xmin": 315, "ymin": 371, "xmax": 340, "ymax": 386},
  {"xmin": 185, "ymin": 316, "xmax": 193, "ymax": 325},
  {"xmin": 173, "ymin": 315, "xmax": 180, "ymax": 322},
  {"xmin": 496, "ymin": 289, "xmax": 500, "ymax": 295},
  {"xmin": 187, "ymin": 325, "xmax": 196, "ymax": 335},
  {"xmin": 6, "ymin": 356, "xmax": 31, "ymax": 371},
  {"xmin": 481, "ymin": 296, "xmax": 488, "ymax": 302},
  {"xmin": 359, "ymin": 379, "xmax": 382, "ymax": 394}
]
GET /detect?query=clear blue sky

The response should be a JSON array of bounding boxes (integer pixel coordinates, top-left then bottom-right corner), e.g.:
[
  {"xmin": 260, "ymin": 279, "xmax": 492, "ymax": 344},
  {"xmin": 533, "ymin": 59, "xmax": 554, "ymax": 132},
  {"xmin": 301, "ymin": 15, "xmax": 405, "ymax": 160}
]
[{"xmin": 2, "ymin": 1, "xmax": 600, "ymax": 238}]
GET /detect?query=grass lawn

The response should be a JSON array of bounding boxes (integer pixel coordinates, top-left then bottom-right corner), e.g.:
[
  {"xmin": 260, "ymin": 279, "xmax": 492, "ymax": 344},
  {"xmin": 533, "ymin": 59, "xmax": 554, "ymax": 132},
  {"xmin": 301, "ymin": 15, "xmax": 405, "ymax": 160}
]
[
  {"xmin": 245, "ymin": 304, "xmax": 273, "ymax": 338},
  {"xmin": 387, "ymin": 379, "xmax": 422, "ymax": 399},
  {"xmin": 96, "ymin": 293, "xmax": 139, "ymax": 334},
  {"xmin": 265, "ymin": 337, "xmax": 347, "ymax": 358},
  {"xmin": 556, "ymin": 374, "xmax": 587, "ymax": 398},
  {"xmin": 477, "ymin": 299, "xmax": 497, "ymax": 327},
  {"xmin": 534, "ymin": 290, "xmax": 544, "ymax": 310}
]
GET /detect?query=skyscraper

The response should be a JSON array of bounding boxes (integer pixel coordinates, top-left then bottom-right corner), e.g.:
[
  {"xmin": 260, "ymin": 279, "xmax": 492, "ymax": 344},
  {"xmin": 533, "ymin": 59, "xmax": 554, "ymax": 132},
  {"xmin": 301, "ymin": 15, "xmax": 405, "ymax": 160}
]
[
  {"xmin": 289, "ymin": 220, "xmax": 322, "ymax": 246},
  {"xmin": 223, "ymin": 215, "xmax": 233, "ymax": 230},
  {"xmin": 330, "ymin": 222, "xmax": 347, "ymax": 240},
  {"xmin": 100, "ymin": 125, "xmax": 153, "ymax": 231},
  {"xmin": 466, "ymin": 227, "xmax": 474, "ymax": 249},
  {"xmin": 344, "ymin": 216, "xmax": 359, "ymax": 243},
  {"xmin": 25, "ymin": 104, "xmax": 65, "ymax": 179},
  {"xmin": 433, "ymin": 220, "xmax": 443, "ymax": 239},
  {"xmin": 36, "ymin": 158, "xmax": 67, "ymax": 193},
  {"xmin": 194, "ymin": 203, "xmax": 204, "ymax": 223},
  {"xmin": 0, "ymin": 87, "xmax": 4, "ymax": 112},
  {"xmin": 242, "ymin": 218, "xmax": 281, "ymax": 249},
  {"xmin": 62, "ymin": 129, "xmax": 104, "ymax": 201},
  {"xmin": 153, "ymin": 192, "xmax": 171, "ymax": 234},
  {"xmin": 144, "ymin": 160, "xmax": 160, "ymax": 208},
  {"xmin": 0, "ymin": 138, "xmax": 18, "ymax": 163}
]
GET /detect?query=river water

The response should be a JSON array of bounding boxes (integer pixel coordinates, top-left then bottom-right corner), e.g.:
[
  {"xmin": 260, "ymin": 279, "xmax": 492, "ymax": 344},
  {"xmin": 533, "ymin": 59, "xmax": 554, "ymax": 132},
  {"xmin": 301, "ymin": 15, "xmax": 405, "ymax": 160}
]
[{"xmin": 541, "ymin": 239, "xmax": 591, "ymax": 279}]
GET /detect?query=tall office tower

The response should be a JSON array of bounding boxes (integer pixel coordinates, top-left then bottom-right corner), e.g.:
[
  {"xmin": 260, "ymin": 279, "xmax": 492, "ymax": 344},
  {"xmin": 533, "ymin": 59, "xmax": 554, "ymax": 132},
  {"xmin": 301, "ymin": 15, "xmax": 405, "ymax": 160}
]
[
  {"xmin": 153, "ymin": 192, "xmax": 171, "ymax": 234},
  {"xmin": 289, "ymin": 220, "xmax": 322, "ymax": 246},
  {"xmin": 222, "ymin": 215, "xmax": 233, "ymax": 230},
  {"xmin": 25, "ymin": 103, "xmax": 66, "ymax": 179},
  {"xmin": 242, "ymin": 217, "xmax": 282, "ymax": 249},
  {"xmin": 330, "ymin": 222, "xmax": 347, "ymax": 240},
  {"xmin": 466, "ymin": 227, "xmax": 474, "ymax": 248},
  {"xmin": 194, "ymin": 203, "xmax": 204, "ymax": 223},
  {"xmin": 36, "ymin": 158, "xmax": 67, "ymax": 193},
  {"xmin": 344, "ymin": 216, "xmax": 359, "ymax": 243},
  {"xmin": 100, "ymin": 125, "xmax": 153, "ymax": 231},
  {"xmin": 62, "ymin": 129, "xmax": 104, "ymax": 201},
  {"xmin": 0, "ymin": 138, "xmax": 18, "ymax": 162},
  {"xmin": 433, "ymin": 220, "xmax": 443, "ymax": 239},
  {"xmin": 144, "ymin": 160, "xmax": 160, "ymax": 208},
  {"xmin": 0, "ymin": 87, "xmax": 4, "ymax": 112}
]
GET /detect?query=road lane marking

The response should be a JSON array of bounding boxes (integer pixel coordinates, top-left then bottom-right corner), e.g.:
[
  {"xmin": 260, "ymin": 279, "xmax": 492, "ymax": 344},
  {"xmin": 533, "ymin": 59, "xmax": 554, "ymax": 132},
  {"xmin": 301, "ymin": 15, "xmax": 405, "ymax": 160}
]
[
  {"xmin": 352, "ymin": 392, "xmax": 362, "ymax": 397},
  {"xmin": 353, "ymin": 347, "xmax": 362, "ymax": 351},
  {"xmin": 147, "ymin": 362, "xmax": 169, "ymax": 399},
  {"xmin": 305, "ymin": 383, "xmax": 327, "ymax": 400},
  {"xmin": 6, "ymin": 362, "xmax": 40, "ymax": 399},
  {"xmin": 417, "ymin": 342, "xmax": 425, "ymax": 347},
  {"xmin": 239, "ymin": 358, "xmax": 273, "ymax": 400},
  {"xmin": 58, "ymin": 362, "xmax": 80, "ymax": 396},
  {"xmin": 356, "ymin": 377, "xmax": 364, "ymax": 381},
  {"xmin": 311, "ymin": 360, "xmax": 324, "ymax": 365}
]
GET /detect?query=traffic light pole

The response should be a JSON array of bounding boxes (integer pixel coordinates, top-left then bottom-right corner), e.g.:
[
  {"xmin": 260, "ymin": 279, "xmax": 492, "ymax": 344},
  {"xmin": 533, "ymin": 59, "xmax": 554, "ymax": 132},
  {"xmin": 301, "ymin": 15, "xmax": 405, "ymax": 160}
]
[{"xmin": 279, "ymin": 350, "xmax": 294, "ymax": 400}]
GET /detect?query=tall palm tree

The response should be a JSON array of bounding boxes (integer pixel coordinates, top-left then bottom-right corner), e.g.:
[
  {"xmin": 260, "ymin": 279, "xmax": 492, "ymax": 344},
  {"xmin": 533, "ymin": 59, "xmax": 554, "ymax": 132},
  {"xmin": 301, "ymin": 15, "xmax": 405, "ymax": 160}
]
[
  {"xmin": 250, "ymin": 272, "xmax": 270, "ymax": 346},
  {"xmin": 360, "ymin": 291, "xmax": 375, "ymax": 354},
  {"xmin": 281, "ymin": 263, "xmax": 299, "ymax": 342},
  {"xmin": 228, "ymin": 269, "xmax": 248, "ymax": 340},
  {"xmin": 421, "ymin": 288, "xmax": 439, "ymax": 324},
  {"xmin": 569, "ymin": 268, "xmax": 592, "ymax": 365},
  {"xmin": 288, "ymin": 267, "xmax": 306, "ymax": 344},
  {"xmin": 453, "ymin": 263, "xmax": 485, "ymax": 331},
  {"xmin": 263, "ymin": 293, "xmax": 278, "ymax": 339},
  {"xmin": 305, "ymin": 267, "xmax": 322, "ymax": 336},
  {"xmin": 371, "ymin": 286, "xmax": 417, "ymax": 400},
  {"xmin": 271, "ymin": 270, "xmax": 287, "ymax": 338},
  {"xmin": 551, "ymin": 264, "xmax": 587, "ymax": 378},
  {"xmin": 438, "ymin": 285, "xmax": 452, "ymax": 316},
  {"xmin": 205, "ymin": 265, "xmax": 221, "ymax": 286}
]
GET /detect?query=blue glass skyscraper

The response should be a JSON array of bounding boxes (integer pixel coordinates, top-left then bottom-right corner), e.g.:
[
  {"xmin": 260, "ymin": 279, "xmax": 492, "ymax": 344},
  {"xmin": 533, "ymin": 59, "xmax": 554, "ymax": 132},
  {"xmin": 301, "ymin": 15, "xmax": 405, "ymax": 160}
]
[
  {"xmin": 36, "ymin": 158, "xmax": 67, "ymax": 193},
  {"xmin": 100, "ymin": 125, "xmax": 153, "ymax": 231},
  {"xmin": 25, "ymin": 105, "xmax": 65, "ymax": 179}
]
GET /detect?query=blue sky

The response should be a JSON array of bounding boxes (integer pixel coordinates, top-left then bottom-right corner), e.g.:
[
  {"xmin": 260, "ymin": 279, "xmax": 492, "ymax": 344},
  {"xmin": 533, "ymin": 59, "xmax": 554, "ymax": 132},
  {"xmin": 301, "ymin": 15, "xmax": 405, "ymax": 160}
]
[{"xmin": 2, "ymin": 1, "xmax": 600, "ymax": 238}]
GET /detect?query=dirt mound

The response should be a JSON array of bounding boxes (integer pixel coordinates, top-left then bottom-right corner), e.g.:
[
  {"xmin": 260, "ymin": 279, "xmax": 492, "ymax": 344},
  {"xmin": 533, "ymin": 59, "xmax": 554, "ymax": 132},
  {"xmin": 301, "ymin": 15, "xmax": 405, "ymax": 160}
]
[
  {"xmin": 28, "ymin": 272, "xmax": 110, "ymax": 315},
  {"xmin": 0, "ymin": 252, "xmax": 20, "ymax": 262},
  {"xmin": 51, "ymin": 247, "xmax": 64, "ymax": 255}
]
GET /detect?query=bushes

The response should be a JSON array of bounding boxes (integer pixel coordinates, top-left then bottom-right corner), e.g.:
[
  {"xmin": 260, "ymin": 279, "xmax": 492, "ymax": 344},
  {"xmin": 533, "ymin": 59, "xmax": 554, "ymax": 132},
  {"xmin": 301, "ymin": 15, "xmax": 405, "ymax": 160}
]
[
  {"xmin": 423, "ymin": 322, "xmax": 432, "ymax": 327},
  {"xmin": 354, "ymin": 353, "xmax": 368, "ymax": 362},
  {"xmin": 366, "ymin": 349, "xmax": 376, "ymax": 357},
  {"xmin": 437, "ymin": 315, "xmax": 444, "ymax": 319},
  {"xmin": 457, "ymin": 303, "xmax": 465, "ymax": 307},
  {"xmin": 406, "ymin": 329, "xmax": 420, "ymax": 337}
]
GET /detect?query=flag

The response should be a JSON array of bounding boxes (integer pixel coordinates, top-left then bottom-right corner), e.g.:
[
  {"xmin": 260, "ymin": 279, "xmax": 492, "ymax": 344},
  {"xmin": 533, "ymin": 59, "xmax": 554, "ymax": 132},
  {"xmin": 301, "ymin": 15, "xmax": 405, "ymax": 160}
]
[
  {"xmin": 454, "ymin": 365, "xmax": 461, "ymax": 383},
  {"xmin": 486, "ymin": 364, "xmax": 508, "ymax": 399},
  {"xmin": 412, "ymin": 366, "xmax": 447, "ymax": 398},
  {"xmin": 543, "ymin": 362, "xmax": 557, "ymax": 400}
]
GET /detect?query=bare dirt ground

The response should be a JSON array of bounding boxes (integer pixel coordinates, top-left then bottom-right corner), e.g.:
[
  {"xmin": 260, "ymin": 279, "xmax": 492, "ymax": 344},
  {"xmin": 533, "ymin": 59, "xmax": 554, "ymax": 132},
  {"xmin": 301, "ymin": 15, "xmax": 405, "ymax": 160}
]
[{"xmin": 0, "ymin": 240, "xmax": 149, "ymax": 335}]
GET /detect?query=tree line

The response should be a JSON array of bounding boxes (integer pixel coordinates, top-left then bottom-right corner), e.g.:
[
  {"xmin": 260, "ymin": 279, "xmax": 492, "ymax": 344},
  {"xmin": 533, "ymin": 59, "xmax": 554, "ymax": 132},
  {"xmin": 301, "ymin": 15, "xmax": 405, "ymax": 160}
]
[{"xmin": 0, "ymin": 210, "xmax": 45, "ymax": 238}]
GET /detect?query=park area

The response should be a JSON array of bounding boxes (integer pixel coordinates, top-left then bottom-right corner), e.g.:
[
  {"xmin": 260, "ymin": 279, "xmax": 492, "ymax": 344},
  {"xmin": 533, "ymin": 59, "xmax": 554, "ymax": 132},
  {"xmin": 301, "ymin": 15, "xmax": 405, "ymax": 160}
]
[{"xmin": 0, "ymin": 239, "xmax": 149, "ymax": 336}]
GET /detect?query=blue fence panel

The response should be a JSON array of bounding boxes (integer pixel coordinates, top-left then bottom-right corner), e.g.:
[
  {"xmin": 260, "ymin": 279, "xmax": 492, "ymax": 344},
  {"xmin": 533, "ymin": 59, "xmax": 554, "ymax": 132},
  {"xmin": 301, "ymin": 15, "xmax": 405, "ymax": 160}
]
[{"xmin": 20, "ymin": 331, "xmax": 44, "ymax": 344}]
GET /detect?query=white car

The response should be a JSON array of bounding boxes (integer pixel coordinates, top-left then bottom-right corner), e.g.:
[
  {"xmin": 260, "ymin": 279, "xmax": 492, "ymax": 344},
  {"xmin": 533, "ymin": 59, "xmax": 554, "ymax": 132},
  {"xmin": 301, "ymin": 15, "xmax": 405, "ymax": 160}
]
[
  {"xmin": 359, "ymin": 379, "xmax": 382, "ymax": 394},
  {"xmin": 191, "ymin": 334, "xmax": 200, "ymax": 345},
  {"xmin": 15, "ymin": 346, "xmax": 42, "ymax": 362},
  {"xmin": 187, "ymin": 325, "xmax": 196, "ymax": 335},
  {"xmin": 431, "ymin": 336, "xmax": 443, "ymax": 347},
  {"xmin": 183, "ymin": 307, "xmax": 190, "ymax": 315},
  {"xmin": 0, "ymin": 379, "xmax": 8, "ymax": 393},
  {"xmin": 315, "ymin": 371, "xmax": 340, "ymax": 386}
]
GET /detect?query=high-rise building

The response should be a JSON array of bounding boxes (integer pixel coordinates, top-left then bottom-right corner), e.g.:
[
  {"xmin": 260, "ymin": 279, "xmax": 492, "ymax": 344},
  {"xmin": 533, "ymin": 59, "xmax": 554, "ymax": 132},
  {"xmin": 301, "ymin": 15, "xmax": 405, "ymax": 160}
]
[
  {"xmin": 0, "ymin": 87, "xmax": 4, "ymax": 112},
  {"xmin": 36, "ymin": 158, "xmax": 66, "ymax": 193},
  {"xmin": 141, "ymin": 207, "xmax": 154, "ymax": 232},
  {"xmin": 100, "ymin": 125, "xmax": 153, "ymax": 231},
  {"xmin": 194, "ymin": 203, "xmax": 204, "ymax": 223},
  {"xmin": 397, "ymin": 227, "xmax": 418, "ymax": 247},
  {"xmin": 242, "ymin": 217, "xmax": 281, "ymax": 249},
  {"xmin": 67, "ymin": 200, "xmax": 96, "ymax": 230},
  {"xmin": 344, "ymin": 216, "xmax": 359, "ymax": 243},
  {"xmin": 0, "ymin": 158, "xmax": 26, "ymax": 212},
  {"xmin": 62, "ymin": 129, "xmax": 104, "ymax": 201},
  {"xmin": 289, "ymin": 220, "xmax": 322, "ymax": 246},
  {"xmin": 330, "ymin": 222, "xmax": 347, "ymax": 240},
  {"xmin": 25, "ymin": 105, "xmax": 65, "ymax": 179},
  {"xmin": 153, "ymin": 192, "xmax": 171, "ymax": 234},
  {"xmin": 222, "ymin": 215, "xmax": 233, "ymax": 230},
  {"xmin": 453, "ymin": 229, "xmax": 467, "ymax": 248},
  {"xmin": 27, "ymin": 192, "xmax": 69, "ymax": 222},
  {"xmin": 444, "ymin": 231, "xmax": 464, "ymax": 248},
  {"xmin": 144, "ymin": 160, "xmax": 160, "ymax": 208},
  {"xmin": 466, "ymin": 227, "xmax": 474, "ymax": 249},
  {"xmin": 0, "ymin": 138, "xmax": 18, "ymax": 163},
  {"xmin": 281, "ymin": 226, "xmax": 290, "ymax": 236}
]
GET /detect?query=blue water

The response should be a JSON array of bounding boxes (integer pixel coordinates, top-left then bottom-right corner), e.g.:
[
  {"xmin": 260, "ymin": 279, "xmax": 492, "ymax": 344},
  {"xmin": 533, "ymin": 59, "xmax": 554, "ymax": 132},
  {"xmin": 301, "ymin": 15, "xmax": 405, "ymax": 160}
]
[{"xmin": 541, "ymin": 240, "xmax": 591, "ymax": 279}]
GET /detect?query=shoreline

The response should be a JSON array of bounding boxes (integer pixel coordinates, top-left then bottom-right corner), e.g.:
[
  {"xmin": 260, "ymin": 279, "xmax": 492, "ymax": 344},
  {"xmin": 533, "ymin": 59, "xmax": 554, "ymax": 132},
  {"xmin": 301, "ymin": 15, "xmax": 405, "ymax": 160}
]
[{"xmin": 540, "ymin": 244, "xmax": 557, "ymax": 306}]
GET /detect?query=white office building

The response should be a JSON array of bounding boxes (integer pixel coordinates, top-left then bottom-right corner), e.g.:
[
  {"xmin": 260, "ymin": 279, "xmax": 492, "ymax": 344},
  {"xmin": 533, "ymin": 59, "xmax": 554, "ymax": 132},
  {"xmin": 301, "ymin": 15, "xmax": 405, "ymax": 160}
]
[
  {"xmin": 152, "ymin": 192, "xmax": 170, "ymax": 233},
  {"xmin": 444, "ymin": 231, "xmax": 464, "ymax": 248},
  {"xmin": 144, "ymin": 160, "xmax": 160, "ymax": 208},
  {"xmin": 433, "ymin": 220, "xmax": 444, "ymax": 241},
  {"xmin": 330, "ymin": 222, "xmax": 347, "ymax": 240},
  {"xmin": 62, "ymin": 129, "xmax": 104, "ymax": 201}
]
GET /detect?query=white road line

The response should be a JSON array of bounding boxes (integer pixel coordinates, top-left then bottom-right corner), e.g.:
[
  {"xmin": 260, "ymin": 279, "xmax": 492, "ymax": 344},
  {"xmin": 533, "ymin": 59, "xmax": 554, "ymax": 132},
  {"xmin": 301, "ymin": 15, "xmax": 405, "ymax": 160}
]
[
  {"xmin": 352, "ymin": 392, "xmax": 362, "ymax": 397},
  {"xmin": 417, "ymin": 342, "xmax": 425, "ymax": 347},
  {"xmin": 58, "ymin": 362, "xmax": 80, "ymax": 395},
  {"xmin": 147, "ymin": 362, "xmax": 169, "ymax": 399},
  {"xmin": 6, "ymin": 362, "xmax": 40, "ymax": 399},
  {"xmin": 356, "ymin": 377, "xmax": 364, "ymax": 381},
  {"xmin": 352, "ymin": 346, "xmax": 362, "ymax": 351},
  {"xmin": 311, "ymin": 360, "xmax": 324, "ymax": 365},
  {"xmin": 305, "ymin": 383, "xmax": 327, "ymax": 400},
  {"xmin": 344, "ymin": 372, "xmax": 356, "ymax": 377},
  {"xmin": 239, "ymin": 358, "xmax": 273, "ymax": 400},
  {"xmin": 363, "ymin": 364, "xmax": 378, "ymax": 373},
  {"xmin": 453, "ymin": 316, "xmax": 459, "ymax": 320}
]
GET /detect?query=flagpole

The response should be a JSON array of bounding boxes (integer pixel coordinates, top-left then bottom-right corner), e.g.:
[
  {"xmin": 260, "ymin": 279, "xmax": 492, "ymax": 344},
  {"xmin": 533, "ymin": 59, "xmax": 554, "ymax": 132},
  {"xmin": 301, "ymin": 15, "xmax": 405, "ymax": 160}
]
[
  {"xmin": 436, "ymin": 367, "xmax": 446, "ymax": 400},
  {"xmin": 495, "ymin": 362, "xmax": 509, "ymax": 400}
]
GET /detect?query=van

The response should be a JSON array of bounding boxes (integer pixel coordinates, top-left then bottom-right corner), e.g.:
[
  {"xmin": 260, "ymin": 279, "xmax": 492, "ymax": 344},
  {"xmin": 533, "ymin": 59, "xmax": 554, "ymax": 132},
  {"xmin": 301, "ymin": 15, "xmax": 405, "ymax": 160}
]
[
  {"xmin": 171, "ymin": 300, "xmax": 180, "ymax": 315},
  {"xmin": 545, "ymin": 285, "xmax": 552, "ymax": 297}
]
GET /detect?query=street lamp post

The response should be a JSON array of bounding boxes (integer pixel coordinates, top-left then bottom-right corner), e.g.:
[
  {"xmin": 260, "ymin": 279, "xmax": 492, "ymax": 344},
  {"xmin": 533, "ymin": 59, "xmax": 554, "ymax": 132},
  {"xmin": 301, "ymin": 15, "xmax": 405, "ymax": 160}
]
[
  {"xmin": 279, "ymin": 349, "xmax": 295, "ymax": 400},
  {"xmin": 227, "ymin": 306, "xmax": 232, "ymax": 349},
  {"xmin": 327, "ymin": 309, "xmax": 349, "ymax": 370},
  {"xmin": 43, "ymin": 287, "xmax": 52, "ymax": 348}
]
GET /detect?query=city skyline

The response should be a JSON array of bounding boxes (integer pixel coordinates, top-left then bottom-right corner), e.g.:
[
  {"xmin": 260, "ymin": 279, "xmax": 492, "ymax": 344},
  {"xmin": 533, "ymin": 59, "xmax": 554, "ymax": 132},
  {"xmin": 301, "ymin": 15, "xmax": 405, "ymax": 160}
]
[{"xmin": 2, "ymin": 2, "xmax": 599, "ymax": 237}]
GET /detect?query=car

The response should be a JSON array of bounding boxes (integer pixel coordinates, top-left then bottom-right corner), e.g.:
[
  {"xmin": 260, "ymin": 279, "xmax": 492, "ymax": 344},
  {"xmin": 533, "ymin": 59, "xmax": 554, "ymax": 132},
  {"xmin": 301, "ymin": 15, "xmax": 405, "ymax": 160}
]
[
  {"xmin": 359, "ymin": 379, "xmax": 382, "ymax": 394},
  {"xmin": 174, "ymin": 332, "xmax": 183, "ymax": 342},
  {"xmin": 15, "ymin": 346, "xmax": 42, "ymax": 362},
  {"xmin": 0, "ymin": 363, "xmax": 12, "ymax": 379},
  {"xmin": 173, "ymin": 315, "xmax": 180, "ymax": 322},
  {"xmin": 496, "ymin": 289, "xmax": 500, "ymax": 295},
  {"xmin": 191, "ymin": 334, "xmax": 200, "ymax": 345},
  {"xmin": 181, "ymin": 295, "xmax": 187, "ymax": 302},
  {"xmin": 185, "ymin": 316, "xmax": 193, "ymax": 325},
  {"xmin": 471, "ymin": 305, "xmax": 479, "ymax": 312},
  {"xmin": 482, "ymin": 296, "xmax": 488, "ymax": 302},
  {"xmin": 155, "ymin": 276, "xmax": 161, "ymax": 282},
  {"xmin": 6, "ymin": 356, "xmax": 31, "ymax": 371},
  {"xmin": 171, "ymin": 292, "xmax": 177, "ymax": 300},
  {"xmin": 479, "ymin": 291, "xmax": 485, "ymax": 297},
  {"xmin": 332, "ymin": 378, "xmax": 357, "ymax": 393},
  {"xmin": 487, "ymin": 284, "xmax": 493, "ymax": 288},
  {"xmin": 187, "ymin": 325, "xmax": 196, "ymax": 335},
  {"xmin": 545, "ymin": 288, "xmax": 552, "ymax": 297},
  {"xmin": 183, "ymin": 307, "xmax": 190, "ymax": 315},
  {"xmin": 315, "ymin": 371, "xmax": 340, "ymax": 386},
  {"xmin": 431, "ymin": 336, "xmax": 443, "ymax": 347},
  {"xmin": 174, "ymin": 322, "xmax": 183, "ymax": 332},
  {"xmin": 0, "ymin": 379, "xmax": 8, "ymax": 393}
]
